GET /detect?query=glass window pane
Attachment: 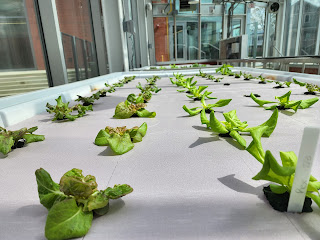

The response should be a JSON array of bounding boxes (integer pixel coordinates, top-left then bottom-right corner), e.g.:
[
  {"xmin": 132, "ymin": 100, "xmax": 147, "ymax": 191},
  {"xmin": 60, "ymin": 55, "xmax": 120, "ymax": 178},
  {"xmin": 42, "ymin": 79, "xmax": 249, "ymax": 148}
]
[
  {"xmin": 201, "ymin": 16, "xmax": 222, "ymax": 59},
  {"xmin": 0, "ymin": 0, "xmax": 50, "ymax": 98},
  {"xmin": 283, "ymin": 0, "xmax": 300, "ymax": 56},
  {"xmin": 299, "ymin": 0, "xmax": 320, "ymax": 55},
  {"xmin": 55, "ymin": 0, "xmax": 98, "ymax": 83},
  {"xmin": 246, "ymin": 5, "xmax": 265, "ymax": 58}
]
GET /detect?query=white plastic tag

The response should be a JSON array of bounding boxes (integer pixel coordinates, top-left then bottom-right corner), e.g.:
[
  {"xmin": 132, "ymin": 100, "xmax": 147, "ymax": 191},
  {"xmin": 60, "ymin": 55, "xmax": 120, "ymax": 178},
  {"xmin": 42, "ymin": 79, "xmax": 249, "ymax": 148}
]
[{"xmin": 287, "ymin": 127, "xmax": 320, "ymax": 213}]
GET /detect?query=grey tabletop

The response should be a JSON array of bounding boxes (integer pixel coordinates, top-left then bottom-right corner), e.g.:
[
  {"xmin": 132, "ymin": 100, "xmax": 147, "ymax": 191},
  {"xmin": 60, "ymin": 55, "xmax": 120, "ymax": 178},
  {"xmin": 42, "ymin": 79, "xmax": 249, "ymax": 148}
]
[{"xmin": 1, "ymin": 74, "xmax": 320, "ymax": 240}]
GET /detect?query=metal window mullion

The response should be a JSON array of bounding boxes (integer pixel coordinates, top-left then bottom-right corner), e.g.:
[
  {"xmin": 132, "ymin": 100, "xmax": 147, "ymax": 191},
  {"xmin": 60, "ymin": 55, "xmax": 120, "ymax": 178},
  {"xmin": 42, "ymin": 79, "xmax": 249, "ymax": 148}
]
[
  {"xmin": 174, "ymin": 0, "xmax": 177, "ymax": 61},
  {"xmin": 295, "ymin": 0, "xmax": 304, "ymax": 56},
  {"xmin": 278, "ymin": 1, "xmax": 286, "ymax": 57},
  {"xmin": 71, "ymin": 36, "xmax": 80, "ymax": 81},
  {"xmin": 82, "ymin": 40, "xmax": 89, "ymax": 79},
  {"xmin": 37, "ymin": 0, "xmax": 68, "ymax": 86},
  {"xmin": 315, "ymin": 13, "xmax": 320, "ymax": 55},
  {"xmin": 198, "ymin": 3, "xmax": 201, "ymax": 60},
  {"xmin": 90, "ymin": 0, "xmax": 108, "ymax": 75},
  {"xmin": 263, "ymin": 11, "xmax": 269, "ymax": 57}
]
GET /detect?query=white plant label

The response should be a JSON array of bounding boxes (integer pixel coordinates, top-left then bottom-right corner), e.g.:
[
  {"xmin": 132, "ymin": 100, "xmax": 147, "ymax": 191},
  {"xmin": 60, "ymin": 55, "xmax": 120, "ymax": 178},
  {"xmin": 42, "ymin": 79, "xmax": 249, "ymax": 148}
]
[{"xmin": 287, "ymin": 127, "xmax": 320, "ymax": 213}]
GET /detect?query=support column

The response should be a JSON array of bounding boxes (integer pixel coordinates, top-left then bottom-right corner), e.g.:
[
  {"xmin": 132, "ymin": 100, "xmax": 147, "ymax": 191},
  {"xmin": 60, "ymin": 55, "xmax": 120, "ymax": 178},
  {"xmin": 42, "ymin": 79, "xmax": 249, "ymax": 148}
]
[
  {"xmin": 101, "ymin": 0, "xmax": 129, "ymax": 72},
  {"xmin": 90, "ymin": 0, "xmax": 108, "ymax": 75},
  {"xmin": 37, "ymin": 0, "xmax": 68, "ymax": 86}
]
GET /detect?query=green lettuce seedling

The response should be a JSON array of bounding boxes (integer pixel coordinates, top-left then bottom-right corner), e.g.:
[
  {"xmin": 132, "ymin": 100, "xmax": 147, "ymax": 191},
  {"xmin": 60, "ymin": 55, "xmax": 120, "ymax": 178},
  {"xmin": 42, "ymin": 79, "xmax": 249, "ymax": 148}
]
[
  {"xmin": 216, "ymin": 64, "xmax": 233, "ymax": 75},
  {"xmin": 146, "ymin": 75, "xmax": 160, "ymax": 85},
  {"xmin": 0, "ymin": 126, "xmax": 44, "ymax": 155},
  {"xmin": 127, "ymin": 91, "xmax": 152, "ymax": 103},
  {"xmin": 214, "ymin": 77, "xmax": 223, "ymax": 82},
  {"xmin": 234, "ymin": 71, "xmax": 242, "ymax": 78},
  {"xmin": 95, "ymin": 122, "xmax": 147, "ymax": 155},
  {"xmin": 201, "ymin": 109, "xmax": 278, "ymax": 149},
  {"xmin": 196, "ymin": 70, "xmax": 208, "ymax": 78},
  {"xmin": 243, "ymin": 73, "xmax": 254, "ymax": 80},
  {"xmin": 46, "ymin": 96, "xmax": 93, "ymax": 121},
  {"xmin": 160, "ymin": 66, "xmax": 167, "ymax": 70},
  {"xmin": 35, "ymin": 168, "xmax": 133, "ymax": 240},
  {"xmin": 75, "ymin": 95, "xmax": 96, "ymax": 106},
  {"xmin": 176, "ymin": 77, "xmax": 197, "ymax": 93},
  {"xmin": 104, "ymin": 84, "xmax": 116, "ymax": 93},
  {"xmin": 187, "ymin": 86, "xmax": 216, "ymax": 101},
  {"xmin": 113, "ymin": 100, "xmax": 156, "ymax": 119},
  {"xmin": 305, "ymin": 83, "xmax": 319, "ymax": 95},
  {"xmin": 246, "ymin": 143, "xmax": 320, "ymax": 211},
  {"xmin": 183, "ymin": 95, "xmax": 232, "ymax": 116},
  {"xmin": 250, "ymin": 91, "xmax": 319, "ymax": 112},
  {"xmin": 293, "ymin": 78, "xmax": 306, "ymax": 87},
  {"xmin": 257, "ymin": 75, "xmax": 267, "ymax": 84},
  {"xmin": 273, "ymin": 81, "xmax": 291, "ymax": 88},
  {"xmin": 170, "ymin": 64, "xmax": 179, "ymax": 69}
]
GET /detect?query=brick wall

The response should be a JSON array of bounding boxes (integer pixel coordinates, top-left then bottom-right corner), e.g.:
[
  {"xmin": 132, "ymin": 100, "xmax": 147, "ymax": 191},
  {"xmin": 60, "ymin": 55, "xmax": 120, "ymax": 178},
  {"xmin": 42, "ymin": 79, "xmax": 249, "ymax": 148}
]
[{"xmin": 153, "ymin": 17, "xmax": 170, "ymax": 62}]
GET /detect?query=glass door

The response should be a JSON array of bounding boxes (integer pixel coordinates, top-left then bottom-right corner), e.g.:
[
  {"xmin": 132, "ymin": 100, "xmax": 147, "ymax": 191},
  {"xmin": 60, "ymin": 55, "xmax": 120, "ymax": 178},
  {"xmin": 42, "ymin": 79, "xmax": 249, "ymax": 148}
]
[{"xmin": 169, "ymin": 23, "xmax": 187, "ymax": 60}]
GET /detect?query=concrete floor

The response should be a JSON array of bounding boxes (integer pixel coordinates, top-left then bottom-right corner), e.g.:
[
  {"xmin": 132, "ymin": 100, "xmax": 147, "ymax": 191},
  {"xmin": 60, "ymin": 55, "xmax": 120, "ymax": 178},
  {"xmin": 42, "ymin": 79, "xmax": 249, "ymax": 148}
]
[{"xmin": 0, "ymin": 73, "xmax": 320, "ymax": 239}]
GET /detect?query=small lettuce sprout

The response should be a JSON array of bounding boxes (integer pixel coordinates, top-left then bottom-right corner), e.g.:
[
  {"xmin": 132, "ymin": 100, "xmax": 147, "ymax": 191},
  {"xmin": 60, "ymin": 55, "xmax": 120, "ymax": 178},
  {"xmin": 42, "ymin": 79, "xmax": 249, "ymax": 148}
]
[
  {"xmin": 214, "ymin": 77, "xmax": 223, "ymax": 82},
  {"xmin": 187, "ymin": 86, "xmax": 216, "ymax": 101},
  {"xmin": 257, "ymin": 75, "xmax": 267, "ymax": 84},
  {"xmin": 243, "ymin": 73, "xmax": 254, "ymax": 80},
  {"xmin": 234, "ymin": 71, "xmax": 242, "ymax": 78},
  {"xmin": 146, "ymin": 75, "xmax": 160, "ymax": 85},
  {"xmin": 0, "ymin": 126, "xmax": 44, "ymax": 155},
  {"xmin": 183, "ymin": 95, "xmax": 232, "ymax": 116},
  {"xmin": 95, "ymin": 122, "xmax": 147, "ymax": 155},
  {"xmin": 170, "ymin": 64, "xmax": 179, "ymax": 69},
  {"xmin": 160, "ymin": 66, "xmax": 167, "ymax": 70},
  {"xmin": 250, "ymin": 91, "xmax": 319, "ymax": 112},
  {"xmin": 246, "ymin": 144, "xmax": 320, "ymax": 212},
  {"xmin": 104, "ymin": 84, "xmax": 116, "ymax": 93},
  {"xmin": 113, "ymin": 100, "xmax": 156, "ymax": 119},
  {"xmin": 293, "ymin": 78, "xmax": 306, "ymax": 87},
  {"xmin": 216, "ymin": 64, "xmax": 233, "ymax": 75},
  {"xmin": 176, "ymin": 76, "xmax": 197, "ymax": 93},
  {"xmin": 35, "ymin": 168, "xmax": 133, "ymax": 240},
  {"xmin": 201, "ymin": 109, "xmax": 278, "ymax": 149},
  {"xmin": 227, "ymin": 72, "xmax": 235, "ymax": 76},
  {"xmin": 305, "ymin": 83, "xmax": 319, "ymax": 95},
  {"xmin": 46, "ymin": 96, "xmax": 93, "ymax": 121},
  {"xmin": 273, "ymin": 81, "xmax": 291, "ymax": 88},
  {"xmin": 76, "ymin": 95, "xmax": 96, "ymax": 106},
  {"xmin": 196, "ymin": 70, "xmax": 208, "ymax": 78}
]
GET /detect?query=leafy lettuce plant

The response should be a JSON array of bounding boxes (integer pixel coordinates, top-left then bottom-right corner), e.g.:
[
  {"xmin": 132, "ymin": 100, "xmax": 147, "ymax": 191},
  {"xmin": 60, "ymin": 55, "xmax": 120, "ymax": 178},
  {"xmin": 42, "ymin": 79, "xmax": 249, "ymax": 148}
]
[
  {"xmin": 250, "ymin": 91, "xmax": 319, "ymax": 112},
  {"xmin": 187, "ymin": 86, "xmax": 216, "ymax": 101},
  {"xmin": 196, "ymin": 70, "xmax": 208, "ymax": 78},
  {"xmin": 146, "ymin": 75, "xmax": 160, "ymax": 85},
  {"xmin": 35, "ymin": 168, "xmax": 133, "ymax": 240},
  {"xmin": 46, "ymin": 96, "xmax": 93, "ymax": 121},
  {"xmin": 215, "ymin": 64, "xmax": 233, "ymax": 75},
  {"xmin": 234, "ymin": 71, "xmax": 242, "ymax": 78},
  {"xmin": 127, "ymin": 91, "xmax": 152, "ymax": 103},
  {"xmin": 246, "ymin": 142, "xmax": 320, "ymax": 212},
  {"xmin": 113, "ymin": 100, "xmax": 156, "ymax": 119},
  {"xmin": 243, "ymin": 73, "xmax": 254, "ymax": 80},
  {"xmin": 170, "ymin": 64, "xmax": 179, "ymax": 69},
  {"xmin": 305, "ymin": 83, "xmax": 319, "ymax": 95},
  {"xmin": 160, "ymin": 66, "xmax": 167, "ymax": 70},
  {"xmin": 273, "ymin": 81, "xmax": 291, "ymax": 88},
  {"xmin": 104, "ymin": 84, "xmax": 116, "ymax": 93},
  {"xmin": 201, "ymin": 109, "xmax": 278, "ymax": 149},
  {"xmin": 183, "ymin": 96, "xmax": 232, "ymax": 116},
  {"xmin": 293, "ymin": 78, "xmax": 306, "ymax": 87},
  {"xmin": 95, "ymin": 122, "xmax": 147, "ymax": 155},
  {"xmin": 75, "ymin": 95, "xmax": 96, "ymax": 106},
  {"xmin": 0, "ymin": 126, "xmax": 44, "ymax": 155},
  {"xmin": 176, "ymin": 77, "xmax": 197, "ymax": 93}
]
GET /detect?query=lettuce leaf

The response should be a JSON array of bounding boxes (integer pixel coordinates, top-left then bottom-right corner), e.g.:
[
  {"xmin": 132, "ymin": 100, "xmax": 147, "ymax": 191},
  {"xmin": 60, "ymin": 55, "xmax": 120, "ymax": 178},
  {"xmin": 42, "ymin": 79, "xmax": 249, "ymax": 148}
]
[{"xmin": 45, "ymin": 198, "xmax": 93, "ymax": 240}]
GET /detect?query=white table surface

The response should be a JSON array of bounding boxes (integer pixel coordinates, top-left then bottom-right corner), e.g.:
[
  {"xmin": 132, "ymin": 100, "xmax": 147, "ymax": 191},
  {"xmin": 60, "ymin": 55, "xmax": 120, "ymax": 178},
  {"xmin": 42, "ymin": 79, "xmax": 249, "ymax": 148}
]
[{"xmin": 1, "ymin": 74, "xmax": 320, "ymax": 240}]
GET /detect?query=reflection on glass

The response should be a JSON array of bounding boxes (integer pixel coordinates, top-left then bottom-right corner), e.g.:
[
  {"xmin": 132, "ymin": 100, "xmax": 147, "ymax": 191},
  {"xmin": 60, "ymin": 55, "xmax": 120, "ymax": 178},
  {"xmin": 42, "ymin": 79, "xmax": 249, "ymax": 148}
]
[
  {"xmin": 201, "ymin": 17, "xmax": 222, "ymax": 59},
  {"xmin": 0, "ymin": 0, "xmax": 49, "ymax": 97},
  {"xmin": 247, "ymin": 6, "xmax": 265, "ymax": 58},
  {"xmin": 55, "ymin": 0, "xmax": 98, "ymax": 83},
  {"xmin": 299, "ymin": 0, "xmax": 320, "ymax": 55},
  {"xmin": 231, "ymin": 19, "xmax": 241, "ymax": 37},
  {"xmin": 267, "ymin": 13, "xmax": 277, "ymax": 57}
]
